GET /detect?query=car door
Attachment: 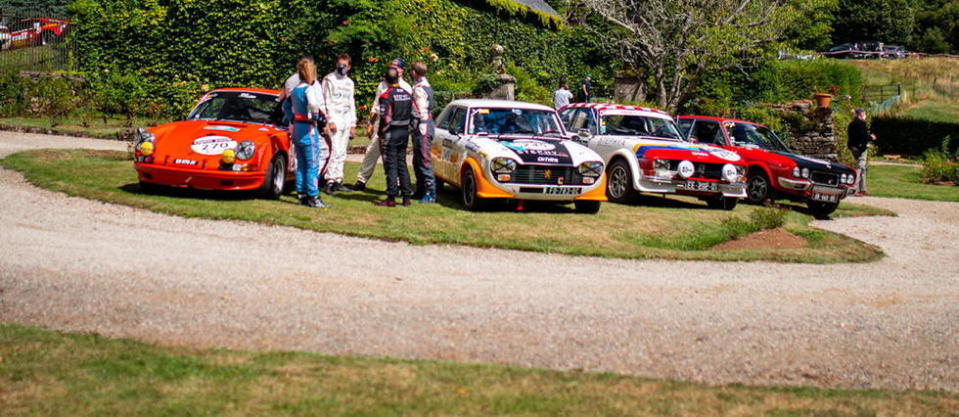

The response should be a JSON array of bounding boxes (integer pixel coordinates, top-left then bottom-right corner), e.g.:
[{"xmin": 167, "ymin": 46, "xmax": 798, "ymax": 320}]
[{"xmin": 433, "ymin": 106, "xmax": 467, "ymax": 185}]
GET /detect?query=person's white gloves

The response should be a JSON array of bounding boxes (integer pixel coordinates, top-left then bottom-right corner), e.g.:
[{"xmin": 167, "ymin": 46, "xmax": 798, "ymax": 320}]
[{"xmin": 418, "ymin": 122, "xmax": 428, "ymax": 136}]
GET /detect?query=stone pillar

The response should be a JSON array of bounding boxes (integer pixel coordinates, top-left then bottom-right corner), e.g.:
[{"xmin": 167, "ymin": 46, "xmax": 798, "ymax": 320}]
[{"xmin": 770, "ymin": 101, "xmax": 839, "ymax": 162}]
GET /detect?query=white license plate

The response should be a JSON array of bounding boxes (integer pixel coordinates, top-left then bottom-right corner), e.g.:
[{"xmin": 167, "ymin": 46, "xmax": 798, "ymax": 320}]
[
  {"xmin": 812, "ymin": 191, "xmax": 840, "ymax": 202},
  {"xmin": 684, "ymin": 181, "xmax": 717, "ymax": 192},
  {"xmin": 544, "ymin": 187, "xmax": 583, "ymax": 195}
]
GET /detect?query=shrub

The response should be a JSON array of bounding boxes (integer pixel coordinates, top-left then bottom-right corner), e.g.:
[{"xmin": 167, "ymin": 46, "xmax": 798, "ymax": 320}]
[
  {"xmin": 0, "ymin": 70, "xmax": 30, "ymax": 116},
  {"xmin": 749, "ymin": 207, "xmax": 787, "ymax": 230},
  {"xmin": 871, "ymin": 115, "xmax": 959, "ymax": 156},
  {"xmin": 26, "ymin": 76, "xmax": 80, "ymax": 119},
  {"xmin": 920, "ymin": 149, "xmax": 959, "ymax": 184}
]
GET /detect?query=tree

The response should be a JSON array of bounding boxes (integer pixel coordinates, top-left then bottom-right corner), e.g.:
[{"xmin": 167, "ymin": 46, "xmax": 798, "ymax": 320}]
[
  {"xmin": 832, "ymin": 0, "xmax": 919, "ymax": 45},
  {"xmin": 579, "ymin": 0, "xmax": 792, "ymax": 111},
  {"xmin": 0, "ymin": 0, "xmax": 68, "ymax": 18},
  {"xmin": 783, "ymin": 0, "xmax": 839, "ymax": 51}
]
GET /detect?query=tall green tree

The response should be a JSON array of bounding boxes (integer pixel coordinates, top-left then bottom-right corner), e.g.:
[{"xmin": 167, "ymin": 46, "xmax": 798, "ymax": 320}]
[
  {"xmin": 833, "ymin": 0, "xmax": 919, "ymax": 44},
  {"xmin": 783, "ymin": 0, "xmax": 839, "ymax": 51},
  {"xmin": 0, "ymin": 0, "xmax": 68, "ymax": 17},
  {"xmin": 913, "ymin": 0, "xmax": 959, "ymax": 53}
]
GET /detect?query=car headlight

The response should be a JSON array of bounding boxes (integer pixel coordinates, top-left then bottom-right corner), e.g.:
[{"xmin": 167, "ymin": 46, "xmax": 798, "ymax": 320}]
[
  {"xmin": 792, "ymin": 166, "xmax": 801, "ymax": 178},
  {"xmin": 491, "ymin": 157, "xmax": 517, "ymax": 173},
  {"xmin": 801, "ymin": 168, "xmax": 810, "ymax": 178},
  {"xmin": 235, "ymin": 140, "xmax": 256, "ymax": 161},
  {"xmin": 840, "ymin": 173, "xmax": 848, "ymax": 184},
  {"xmin": 221, "ymin": 149, "xmax": 236, "ymax": 164},
  {"xmin": 721, "ymin": 164, "xmax": 739, "ymax": 182},
  {"xmin": 134, "ymin": 128, "xmax": 155, "ymax": 155},
  {"xmin": 677, "ymin": 160, "xmax": 695, "ymax": 179},
  {"xmin": 578, "ymin": 161, "xmax": 603, "ymax": 177},
  {"xmin": 846, "ymin": 173, "xmax": 856, "ymax": 184}
]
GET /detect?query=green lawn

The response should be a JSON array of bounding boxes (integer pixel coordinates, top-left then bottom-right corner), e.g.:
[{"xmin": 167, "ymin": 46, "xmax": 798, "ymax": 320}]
[
  {"xmin": 0, "ymin": 116, "xmax": 170, "ymax": 139},
  {"xmin": 2, "ymin": 323, "xmax": 956, "ymax": 417},
  {"xmin": 868, "ymin": 163, "xmax": 959, "ymax": 202},
  {"xmin": 0, "ymin": 44, "xmax": 68, "ymax": 71},
  {"xmin": 901, "ymin": 101, "xmax": 959, "ymax": 123},
  {"xmin": 0, "ymin": 149, "xmax": 890, "ymax": 263}
]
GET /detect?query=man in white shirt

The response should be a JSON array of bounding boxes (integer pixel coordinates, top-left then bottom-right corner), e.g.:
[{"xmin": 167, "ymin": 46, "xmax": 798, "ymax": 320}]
[
  {"xmin": 553, "ymin": 81, "xmax": 573, "ymax": 109},
  {"xmin": 410, "ymin": 61, "xmax": 437, "ymax": 202},
  {"xmin": 352, "ymin": 58, "xmax": 412, "ymax": 191},
  {"xmin": 320, "ymin": 53, "xmax": 357, "ymax": 194}
]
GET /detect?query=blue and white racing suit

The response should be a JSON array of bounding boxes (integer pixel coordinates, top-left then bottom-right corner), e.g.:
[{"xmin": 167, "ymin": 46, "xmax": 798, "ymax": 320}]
[{"xmin": 290, "ymin": 82, "xmax": 328, "ymax": 197}]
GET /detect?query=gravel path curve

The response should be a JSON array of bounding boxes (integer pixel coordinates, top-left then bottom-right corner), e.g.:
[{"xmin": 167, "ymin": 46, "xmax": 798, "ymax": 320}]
[{"xmin": 1, "ymin": 131, "xmax": 958, "ymax": 391}]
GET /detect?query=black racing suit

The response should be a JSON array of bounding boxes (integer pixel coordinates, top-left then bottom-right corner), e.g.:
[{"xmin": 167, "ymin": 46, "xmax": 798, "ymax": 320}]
[{"xmin": 378, "ymin": 85, "xmax": 415, "ymax": 199}]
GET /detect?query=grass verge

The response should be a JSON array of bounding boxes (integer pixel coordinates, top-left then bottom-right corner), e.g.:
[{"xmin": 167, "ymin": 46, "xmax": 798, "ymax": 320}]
[
  {"xmin": 0, "ymin": 116, "xmax": 169, "ymax": 140},
  {"xmin": 868, "ymin": 163, "xmax": 959, "ymax": 202},
  {"xmin": 0, "ymin": 149, "xmax": 889, "ymax": 263},
  {"xmin": 2, "ymin": 323, "xmax": 957, "ymax": 417}
]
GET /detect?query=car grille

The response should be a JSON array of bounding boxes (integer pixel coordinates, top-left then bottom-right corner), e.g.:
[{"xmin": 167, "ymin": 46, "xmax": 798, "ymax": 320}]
[
  {"xmin": 510, "ymin": 165, "xmax": 586, "ymax": 185},
  {"xmin": 810, "ymin": 170, "xmax": 840, "ymax": 186},
  {"xmin": 664, "ymin": 160, "xmax": 724, "ymax": 180}
]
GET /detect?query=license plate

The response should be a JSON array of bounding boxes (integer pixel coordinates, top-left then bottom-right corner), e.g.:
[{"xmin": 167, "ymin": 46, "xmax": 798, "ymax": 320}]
[
  {"xmin": 544, "ymin": 187, "xmax": 583, "ymax": 195},
  {"xmin": 811, "ymin": 186, "xmax": 843, "ymax": 202},
  {"xmin": 683, "ymin": 181, "xmax": 717, "ymax": 192}
]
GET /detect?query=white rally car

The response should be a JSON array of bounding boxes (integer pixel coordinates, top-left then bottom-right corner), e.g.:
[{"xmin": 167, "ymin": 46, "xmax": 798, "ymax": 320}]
[
  {"xmin": 432, "ymin": 99, "xmax": 608, "ymax": 213},
  {"xmin": 559, "ymin": 103, "xmax": 748, "ymax": 210}
]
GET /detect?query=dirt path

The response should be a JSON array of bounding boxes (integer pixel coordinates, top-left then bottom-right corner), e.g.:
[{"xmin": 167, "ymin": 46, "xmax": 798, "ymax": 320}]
[{"xmin": 1, "ymin": 131, "xmax": 957, "ymax": 392}]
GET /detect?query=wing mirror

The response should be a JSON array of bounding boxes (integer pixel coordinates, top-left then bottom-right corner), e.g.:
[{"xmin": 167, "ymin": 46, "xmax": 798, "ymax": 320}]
[{"xmin": 577, "ymin": 128, "xmax": 592, "ymax": 138}]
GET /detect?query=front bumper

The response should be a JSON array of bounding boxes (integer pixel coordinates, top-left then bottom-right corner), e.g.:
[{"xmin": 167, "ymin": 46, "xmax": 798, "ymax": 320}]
[
  {"xmin": 638, "ymin": 175, "xmax": 746, "ymax": 198},
  {"xmin": 777, "ymin": 177, "xmax": 853, "ymax": 202},
  {"xmin": 135, "ymin": 163, "xmax": 267, "ymax": 191}
]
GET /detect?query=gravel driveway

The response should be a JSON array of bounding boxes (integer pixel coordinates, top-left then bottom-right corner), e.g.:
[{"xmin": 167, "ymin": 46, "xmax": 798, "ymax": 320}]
[{"xmin": 1, "ymin": 131, "xmax": 957, "ymax": 392}]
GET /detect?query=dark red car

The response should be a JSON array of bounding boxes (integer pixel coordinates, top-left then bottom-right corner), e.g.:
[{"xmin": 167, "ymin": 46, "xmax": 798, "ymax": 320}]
[
  {"xmin": 677, "ymin": 116, "xmax": 857, "ymax": 217},
  {"xmin": 4, "ymin": 17, "xmax": 69, "ymax": 49}
]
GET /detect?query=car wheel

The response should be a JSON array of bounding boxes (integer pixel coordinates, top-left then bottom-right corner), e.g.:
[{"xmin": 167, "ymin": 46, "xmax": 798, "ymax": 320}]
[
  {"xmin": 606, "ymin": 159, "xmax": 638, "ymax": 203},
  {"xmin": 574, "ymin": 200, "xmax": 601, "ymax": 214},
  {"xmin": 707, "ymin": 196, "xmax": 739, "ymax": 210},
  {"xmin": 746, "ymin": 173, "xmax": 771, "ymax": 205},
  {"xmin": 460, "ymin": 166, "xmax": 487, "ymax": 211},
  {"xmin": 259, "ymin": 154, "xmax": 285, "ymax": 199},
  {"xmin": 807, "ymin": 201, "xmax": 839, "ymax": 219},
  {"xmin": 40, "ymin": 32, "xmax": 55, "ymax": 46}
]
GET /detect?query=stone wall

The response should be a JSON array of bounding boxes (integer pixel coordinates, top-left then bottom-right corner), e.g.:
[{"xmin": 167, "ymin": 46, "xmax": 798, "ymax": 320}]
[{"xmin": 769, "ymin": 100, "xmax": 839, "ymax": 162}]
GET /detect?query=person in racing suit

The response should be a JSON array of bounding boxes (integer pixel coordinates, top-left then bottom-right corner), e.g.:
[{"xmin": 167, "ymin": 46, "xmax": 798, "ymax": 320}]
[
  {"xmin": 352, "ymin": 58, "xmax": 412, "ymax": 192},
  {"xmin": 278, "ymin": 55, "xmax": 313, "ymax": 127},
  {"xmin": 320, "ymin": 53, "xmax": 357, "ymax": 195},
  {"xmin": 410, "ymin": 61, "xmax": 437, "ymax": 203},
  {"xmin": 290, "ymin": 58, "xmax": 330, "ymax": 208},
  {"xmin": 374, "ymin": 67, "xmax": 416, "ymax": 207}
]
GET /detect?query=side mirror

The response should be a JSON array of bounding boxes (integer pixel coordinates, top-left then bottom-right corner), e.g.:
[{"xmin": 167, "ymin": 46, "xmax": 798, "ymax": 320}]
[
  {"xmin": 578, "ymin": 128, "xmax": 592, "ymax": 138},
  {"xmin": 448, "ymin": 128, "xmax": 459, "ymax": 136}
]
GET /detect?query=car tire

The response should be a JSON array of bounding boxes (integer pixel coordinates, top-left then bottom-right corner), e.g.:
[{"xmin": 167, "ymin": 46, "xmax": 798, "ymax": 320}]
[
  {"xmin": 606, "ymin": 159, "xmax": 638, "ymax": 204},
  {"xmin": 745, "ymin": 172, "xmax": 771, "ymax": 205},
  {"xmin": 259, "ymin": 154, "xmax": 286, "ymax": 200},
  {"xmin": 460, "ymin": 166, "xmax": 488, "ymax": 211},
  {"xmin": 707, "ymin": 196, "xmax": 739, "ymax": 210},
  {"xmin": 574, "ymin": 200, "xmax": 601, "ymax": 214},
  {"xmin": 807, "ymin": 201, "xmax": 839, "ymax": 219}
]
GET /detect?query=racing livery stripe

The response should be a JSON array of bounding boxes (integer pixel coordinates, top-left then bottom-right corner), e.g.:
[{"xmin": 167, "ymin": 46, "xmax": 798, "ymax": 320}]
[{"xmin": 633, "ymin": 144, "xmax": 704, "ymax": 159}]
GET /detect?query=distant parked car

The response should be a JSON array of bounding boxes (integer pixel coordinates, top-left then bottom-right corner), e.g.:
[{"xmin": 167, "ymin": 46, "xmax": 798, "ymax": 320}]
[
  {"xmin": 559, "ymin": 103, "xmax": 748, "ymax": 210},
  {"xmin": 431, "ymin": 99, "xmax": 608, "ymax": 213},
  {"xmin": 0, "ymin": 24, "xmax": 11, "ymax": 50},
  {"xmin": 6, "ymin": 17, "xmax": 69, "ymax": 49},
  {"xmin": 677, "ymin": 116, "xmax": 857, "ymax": 217},
  {"xmin": 882, "ymin": 45, "xmax": 909, "ymax": 59}
]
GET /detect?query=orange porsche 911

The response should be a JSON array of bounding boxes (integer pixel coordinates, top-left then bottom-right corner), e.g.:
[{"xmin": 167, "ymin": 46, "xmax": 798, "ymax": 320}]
[{"xmin": 133, "ymin": 88, "xmax": 293, "ymax": 198}]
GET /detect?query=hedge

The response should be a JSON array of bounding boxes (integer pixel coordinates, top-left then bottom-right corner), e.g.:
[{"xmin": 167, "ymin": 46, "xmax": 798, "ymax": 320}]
[
  {"xmin": 872, "ymin": 115, "xmax": 959, "ymax": 156},
  {"xmin": 66, "ymin": 0, "xmax": 613, "ymax": 118}
]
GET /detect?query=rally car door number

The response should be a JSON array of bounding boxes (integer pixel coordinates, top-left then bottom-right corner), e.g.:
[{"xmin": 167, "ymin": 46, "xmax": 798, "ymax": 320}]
[{"xmin": 191, "ymin": 136, "xmax": 237, "ymax": 155}]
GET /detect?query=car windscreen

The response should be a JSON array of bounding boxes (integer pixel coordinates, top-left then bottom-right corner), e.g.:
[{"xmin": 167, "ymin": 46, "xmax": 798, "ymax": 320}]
[
  {"xmin": 469, "ymin": 108, "xmax": 563, "ymax": 136},
  {"xmin": 188, "ymin": 91, "xmax": 281, "ymax": 125},
  {"xmin": 600, "ymin": 114, "xmax": 682, "ymax": 140},
  {"xmin": 726, "ymin": 122, "xmax": 789, "ymax": 152}
]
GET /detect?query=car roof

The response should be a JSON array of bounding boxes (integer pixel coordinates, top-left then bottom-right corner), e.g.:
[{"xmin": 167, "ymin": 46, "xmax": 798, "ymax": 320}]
[
  {"xmin": 562, "ymin": 102, "xmax": 673, "ymax": 118},
  {"xmin": 448, "ymin": 99, "xmax": 555, "ymax": 112},
  {"xmin": 677, "ymin": 115, "xmax": 768, "ymax": 128},
  {"xmin": 211, "ymin": 87, "xmax": 280, "ymax": 96}
]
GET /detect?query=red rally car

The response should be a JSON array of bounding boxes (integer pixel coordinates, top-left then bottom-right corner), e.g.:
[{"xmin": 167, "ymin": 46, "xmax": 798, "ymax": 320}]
[
  {"xmin": 677, "ymin": 116, "xmax": 857, "ymax": 217},
  {"xmin": 4, "ymin": 17, "xmax": 69, "ymax": 49},
  {"xmin": 133, "ymin": 88, "xmax": 293, "ymax": 198}
]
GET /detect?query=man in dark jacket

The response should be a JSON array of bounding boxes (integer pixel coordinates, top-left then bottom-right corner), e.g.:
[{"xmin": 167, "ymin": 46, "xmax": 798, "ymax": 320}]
[
  {"xmin": 847, "ymin": 108, "xmax": 876, "ymax": 195},
  {"xmin": 375, "ymin": 67, "xmax": 416, "ymax": 207}
]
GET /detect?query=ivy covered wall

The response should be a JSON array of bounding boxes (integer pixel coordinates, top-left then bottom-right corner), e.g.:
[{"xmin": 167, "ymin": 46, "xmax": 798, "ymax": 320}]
[{"xmin": 67, "ymin": 0, "xmax": 614, "ymax": 117}]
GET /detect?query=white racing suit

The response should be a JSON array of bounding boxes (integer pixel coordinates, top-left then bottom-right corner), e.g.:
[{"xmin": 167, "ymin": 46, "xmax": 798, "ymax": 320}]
[
  {"xmin": 357, "ymin": 79, "xmax": 413, "ymax": 185},
  {"xmin": 321, "ymin": 72, "xmax": 357, "ymax": 185}
]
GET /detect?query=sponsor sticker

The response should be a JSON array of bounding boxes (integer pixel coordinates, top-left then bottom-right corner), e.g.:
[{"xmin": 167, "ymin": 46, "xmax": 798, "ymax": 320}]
[
  {"xmin": 204, "ymin": 125, "xmax": 241, "ymax": 132},
  {"xmin": 238, "ymin": 93, "xmax": 257, "ymax": 99},
  {"xmin": 191, "ymin": 136, "xmax": 237, "ymax": 155},
  {"xmin": 174, "ymin": 159, "xmax": 198, "ymax": 166}
]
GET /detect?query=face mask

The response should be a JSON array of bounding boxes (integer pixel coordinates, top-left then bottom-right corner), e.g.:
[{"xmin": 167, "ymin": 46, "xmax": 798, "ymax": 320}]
[{"xmin": 336, "ymin": 64, "xmax": 348, "ymax": 76}]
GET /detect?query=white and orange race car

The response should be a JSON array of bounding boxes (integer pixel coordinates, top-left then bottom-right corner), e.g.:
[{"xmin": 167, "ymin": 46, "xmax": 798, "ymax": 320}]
[{"xmin": 431, "ymin": 99, "xmax": 607, "ymax": 213}]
